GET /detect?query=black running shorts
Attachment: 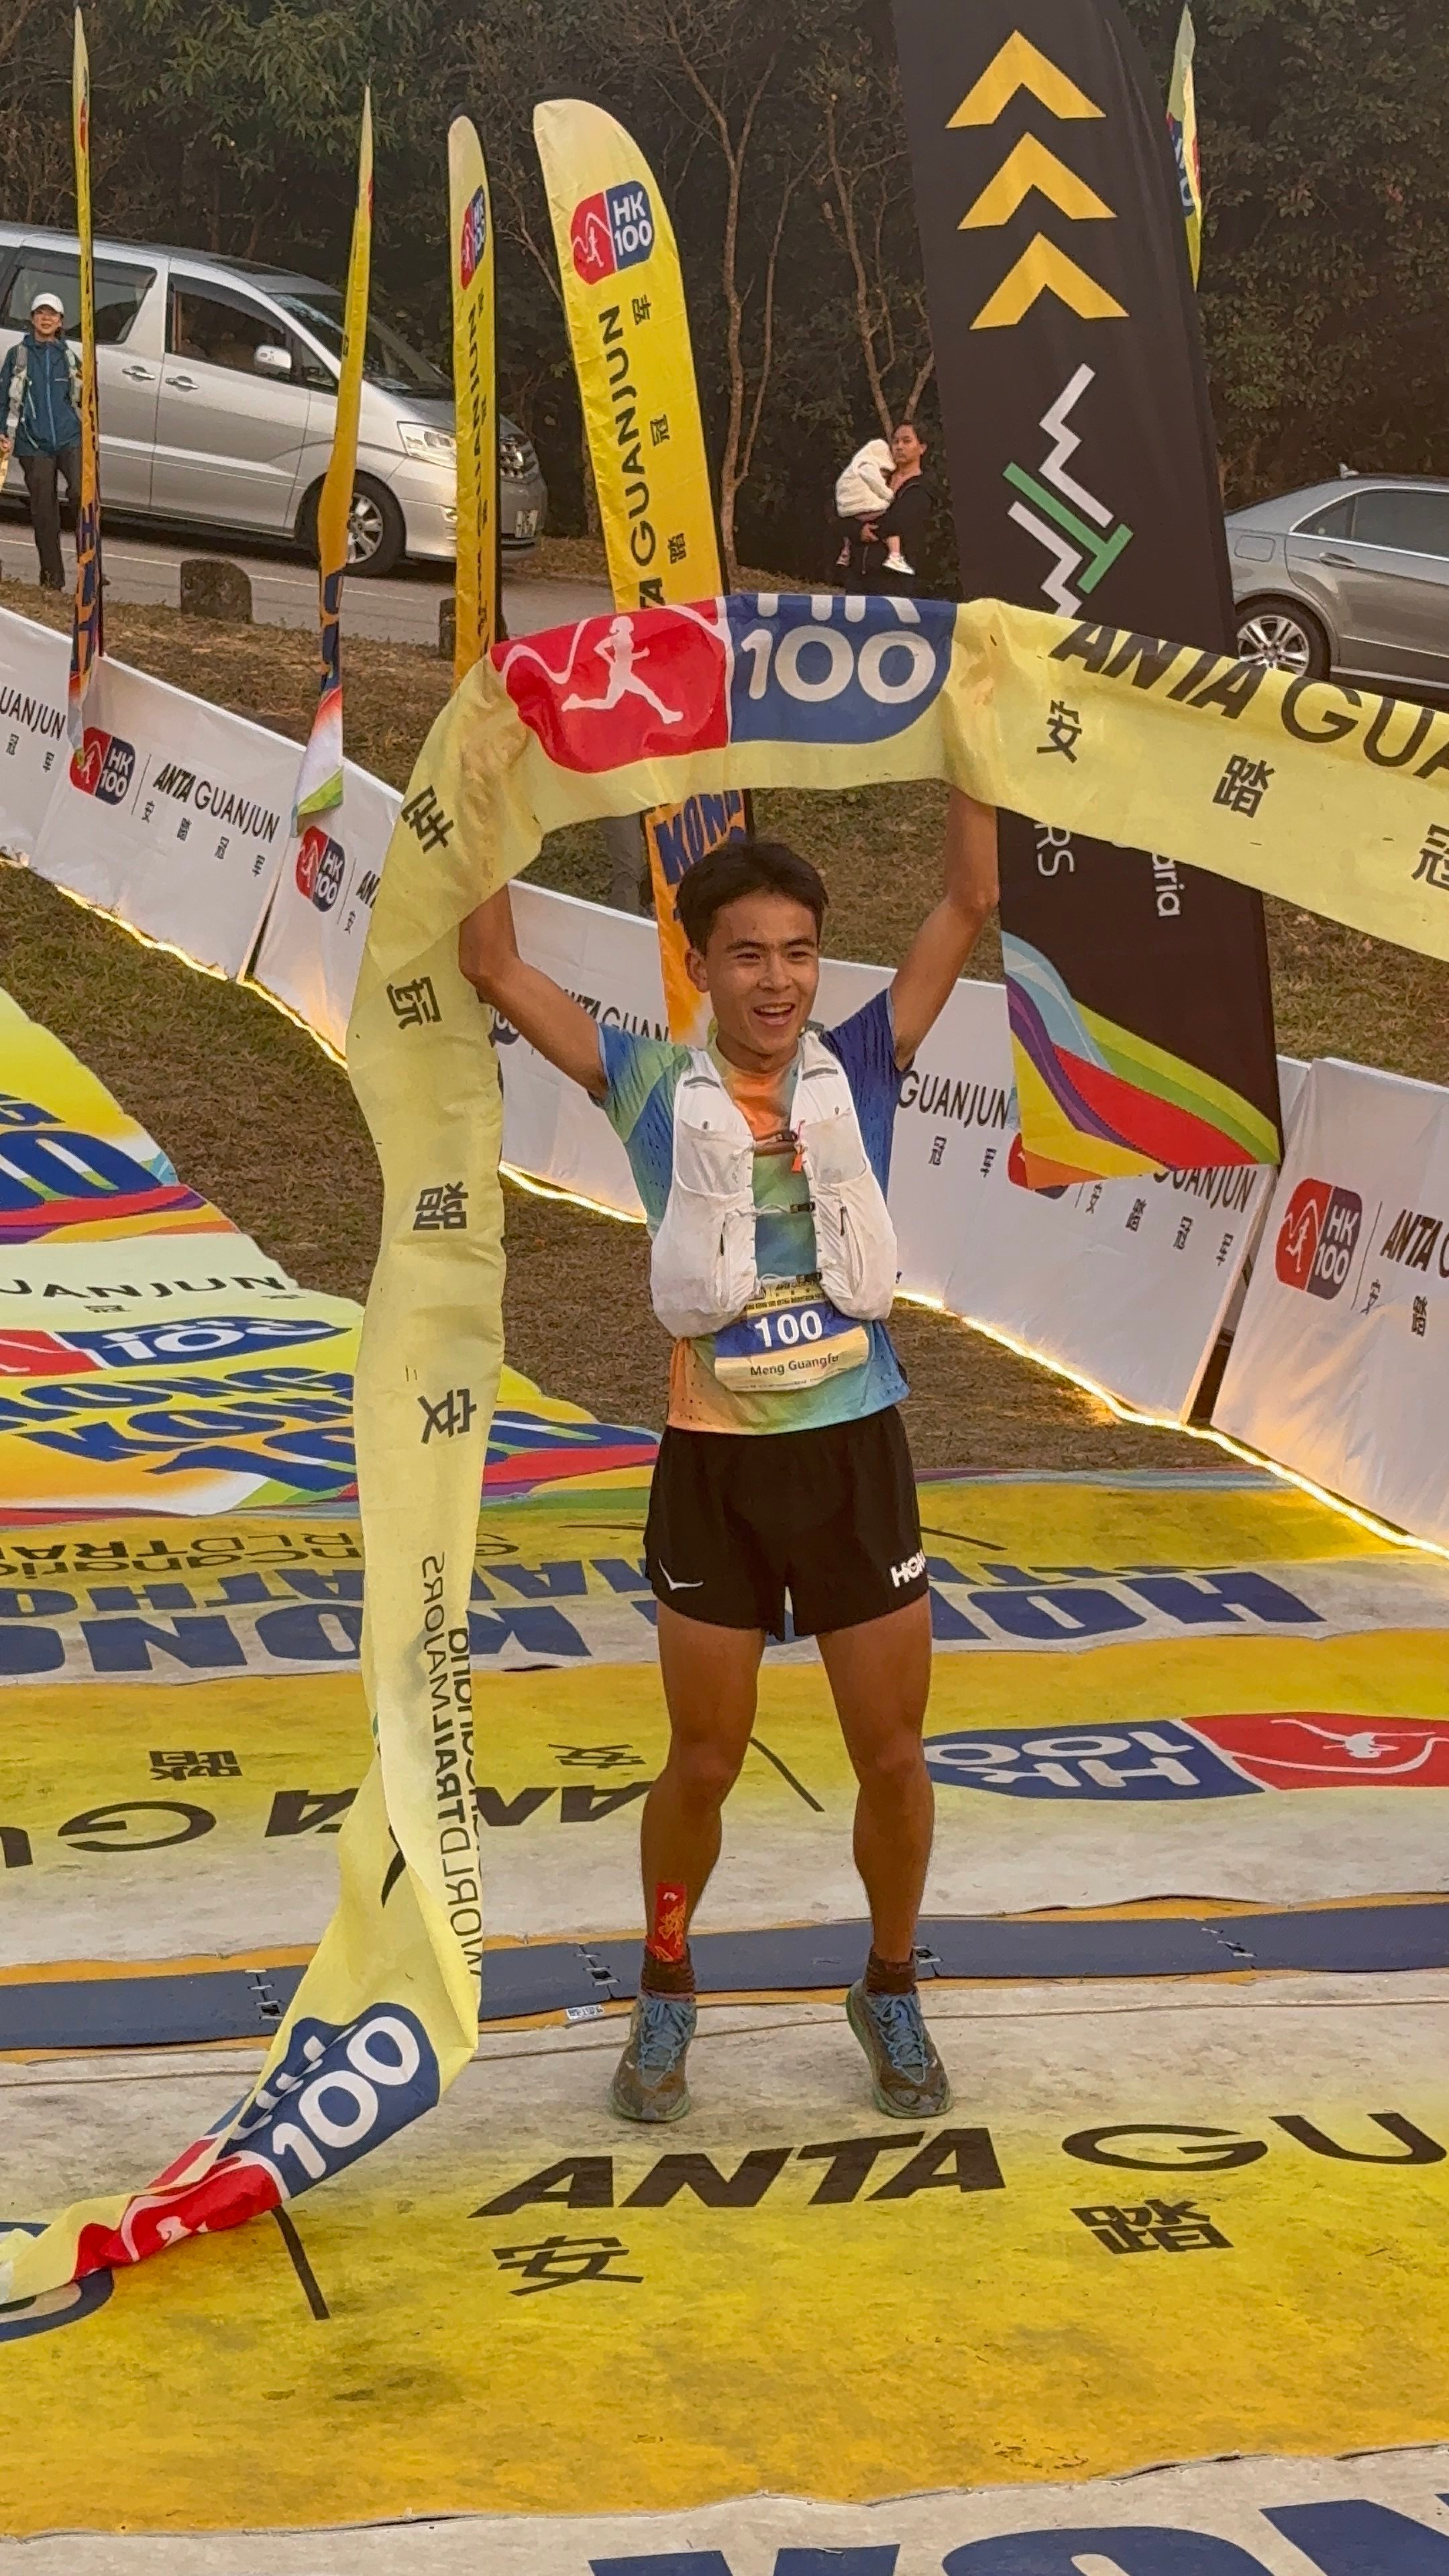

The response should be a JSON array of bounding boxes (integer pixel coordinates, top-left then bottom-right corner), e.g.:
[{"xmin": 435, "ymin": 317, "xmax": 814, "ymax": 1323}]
[{"xmin": 643, "ymin": 1405, "xmax": 928, "ymax": 1640}]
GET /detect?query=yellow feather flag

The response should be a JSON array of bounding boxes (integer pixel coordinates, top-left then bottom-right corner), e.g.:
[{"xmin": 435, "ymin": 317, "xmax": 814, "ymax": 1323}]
[
  {"xmin": 447, "ymin": 116, "xmax": 498, "ymax": 682},
  {"xmin": 1168, "ymin": 5, "xmax": 1203, "ymax": 285},
  {"xmin": 533, "ymin": 97, "xmax": 744, "ymax": 1042},
  {"xmin": 66, "ymin": 8, "xmax": 103, "ymax": 749},
  {"xmin": 293, "ymin": 89, "xmax": 373, "ymax": 823}
]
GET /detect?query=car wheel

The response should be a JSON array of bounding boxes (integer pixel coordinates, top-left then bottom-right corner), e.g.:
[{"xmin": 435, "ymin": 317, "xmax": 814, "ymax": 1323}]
[
  {"xmin": 344, "ymin": 477, "xmax": 406, "ymax": 578},
  {"xmin": 296, "ymin": 476, "xmax": 407, "ymax": 579},
  {"xmin": 1235, "ymin": 598, "xmax": 1330, "ymax": 681}
]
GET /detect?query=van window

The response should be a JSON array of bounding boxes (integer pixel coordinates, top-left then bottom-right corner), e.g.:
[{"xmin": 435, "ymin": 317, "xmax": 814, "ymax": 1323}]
[
  {"xmin": 168, "ymin": 278, "xmax": 290, "ymax": 374},
  {"xmin": 1, "ymin": 250, "xmax": 154, "ymax": 344},
  {"xmin": 272, "ymin": 288, "xmax": 446, "ymax": 396},
  {"xmin": 1351, "ymin": 486, "xmax": 1449, "ymax": 561}
]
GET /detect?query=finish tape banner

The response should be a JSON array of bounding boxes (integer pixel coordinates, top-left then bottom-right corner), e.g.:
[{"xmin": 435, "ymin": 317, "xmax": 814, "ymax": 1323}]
[
  {"xmin": 894, "ymin": 0, "xmax": 1279, "ymax": 1189},
  {"xmin": 0, "ymin": 987, "xmax": 231, "ymax": 1244},
  {"xmin": 7, "ymin": 585, "xmax": 1448, "ymax": 2300},
  {"xmin": 534, "ymin": 95, "xmax": 744, "ymax": 1043}
]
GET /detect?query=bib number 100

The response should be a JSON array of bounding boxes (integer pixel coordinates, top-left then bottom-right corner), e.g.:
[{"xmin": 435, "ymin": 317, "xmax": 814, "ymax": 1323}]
[{"xmin": 752, "ymin": 1305, "xmax": 826, "ymax": 1350}]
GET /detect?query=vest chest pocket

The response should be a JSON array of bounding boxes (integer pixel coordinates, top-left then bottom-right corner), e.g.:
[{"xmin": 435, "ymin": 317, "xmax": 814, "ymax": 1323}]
[{"xmin": 710, "ymin": 1275, "xmax": 871, "ymax": 1393}]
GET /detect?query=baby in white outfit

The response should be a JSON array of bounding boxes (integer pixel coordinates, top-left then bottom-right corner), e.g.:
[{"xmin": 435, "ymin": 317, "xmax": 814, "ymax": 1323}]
[{"xmin": 835, "ymin": 437, "xmax": 912, "ymax": 578}]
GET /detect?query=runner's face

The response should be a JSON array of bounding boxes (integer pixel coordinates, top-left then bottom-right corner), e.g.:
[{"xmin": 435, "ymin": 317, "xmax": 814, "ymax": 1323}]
[
  {"xmin": 32, "ymin": 307, "xmax": 63, "ymax": 340},
  {"xmin": 689, "ymin": 892, "xmax": 820, "ymax": 1070}
]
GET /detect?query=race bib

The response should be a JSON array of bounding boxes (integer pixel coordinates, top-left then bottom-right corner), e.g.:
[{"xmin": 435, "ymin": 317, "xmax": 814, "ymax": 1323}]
[{"xmin": 711, "ymin": 1276, "xmax": 870, "ymax": 1393}]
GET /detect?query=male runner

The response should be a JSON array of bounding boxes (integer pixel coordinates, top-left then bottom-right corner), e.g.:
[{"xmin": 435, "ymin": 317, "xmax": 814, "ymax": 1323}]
[{"xmin": 459, "ymin": 788, "xmax": 998, "ymax": 2122}]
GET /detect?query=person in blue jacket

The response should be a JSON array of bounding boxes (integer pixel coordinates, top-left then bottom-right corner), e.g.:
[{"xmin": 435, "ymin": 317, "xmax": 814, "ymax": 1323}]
[{"xmin": 0, "ymin": 292, "xmax": 83, "ymax": 590}]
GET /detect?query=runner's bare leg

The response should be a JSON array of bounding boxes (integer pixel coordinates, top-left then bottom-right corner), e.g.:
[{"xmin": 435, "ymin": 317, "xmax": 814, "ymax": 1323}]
[
  {"xmin": 818, "ymin": 1593, "xmax": 934, "ymax": 1962},
  {"xmin": 641, "ymin": 1604, "xmax": 766, "ymax": 1924}
]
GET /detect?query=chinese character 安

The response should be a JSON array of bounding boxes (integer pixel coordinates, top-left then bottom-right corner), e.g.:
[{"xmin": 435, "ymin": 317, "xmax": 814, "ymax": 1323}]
[
  {"xmin": 419, "ymin": 1387, "xmax": 477, "ymax": 1443},
  {"xmin": 492, "ymin": 2233, "xmax": 641, "ymax": 2295}
]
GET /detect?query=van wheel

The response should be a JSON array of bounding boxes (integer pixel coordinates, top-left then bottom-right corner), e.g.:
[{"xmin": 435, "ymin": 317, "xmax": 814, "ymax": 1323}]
[
  {"xmin": 296, "ymin": 476, "xmax": 406, "ymax": 578},
  {"xmin": 1235, "ymin": 597, "xmax": 1330, "ymax": 680}
]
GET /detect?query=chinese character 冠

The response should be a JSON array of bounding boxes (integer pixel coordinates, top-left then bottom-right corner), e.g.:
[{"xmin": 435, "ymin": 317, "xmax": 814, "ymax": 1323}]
[
  {"xmin": 649, "ymin": 414, "xmax": 670, "ymax": 447},
  {"xmin": 1073, "ymin": 2199, "xmax": 1230, "ymax": 2254},
  {"xmin": 492, "ymin": 2234, "xmax": 642, "ymax": 2294},
  {"xmin": 148, "ymin": 1748, "xmax": 242, "ymax": 1782},
  {"xmin": 388, "ymin": 975, "xmax": 441, "ymax": 1030},
  {"xmin": 419, "ymin": 1387, "xmax": 478, "ymax": 1443},
  {"xmin": 414, "ymin": 1183, "xmax": 469, "ymax": 1233},
  {"xmin": 1412, "ymin": 824, "xmax": 1449, "ymax": 890},
  {"xmin": 1037, "ymin": 700, "xmax": 1083, "ymax": 762},
  {"xmin": 1213, "ymin": 754, "xmax": 1273, "ymax": 818}
]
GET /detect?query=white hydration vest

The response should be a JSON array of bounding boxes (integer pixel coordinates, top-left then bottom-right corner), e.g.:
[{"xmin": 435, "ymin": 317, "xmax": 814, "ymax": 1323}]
[{"xmin": 649, "ymin": 1034, "xmax": 899, "ymax": 1364}]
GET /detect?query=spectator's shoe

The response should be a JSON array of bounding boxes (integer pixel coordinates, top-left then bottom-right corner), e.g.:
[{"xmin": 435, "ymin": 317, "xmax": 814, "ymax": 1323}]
[
  {"xmin": 608, "ymin": 1992, "xmax": 697, "ymax": 2123},
  {"xmin": 847, "ymin": 1980, "xmax": 951, "ymax": 2118}
]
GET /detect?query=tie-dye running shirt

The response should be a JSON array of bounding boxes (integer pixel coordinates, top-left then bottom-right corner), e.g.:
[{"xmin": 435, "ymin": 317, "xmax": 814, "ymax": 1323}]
[{"xmin": 597, "ymin": 989, "xmax": 908, "ymax": 1435}]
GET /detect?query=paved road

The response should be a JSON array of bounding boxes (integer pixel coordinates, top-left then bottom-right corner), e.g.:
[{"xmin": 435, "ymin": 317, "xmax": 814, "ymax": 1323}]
[{"xmin": 0, "ymin": 511, "xmax": 609, "ymax": 645}]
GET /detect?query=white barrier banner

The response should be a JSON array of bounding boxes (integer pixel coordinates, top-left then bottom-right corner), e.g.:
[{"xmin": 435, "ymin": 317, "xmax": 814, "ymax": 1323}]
[
  {"xmin": 250, "ymin": 763, "xmax": 401, "ymax": 1054},
  {"xmin": 0, "ymin": 607, "xmax": 68, "ymax": 859},
  {"xmin": 1214, "ymin": 1056, "xmax": 1449, "ymax": 1544},
  {"xmin": 28, "ymin": 655, "xmax": 294, "ymax": 977}
]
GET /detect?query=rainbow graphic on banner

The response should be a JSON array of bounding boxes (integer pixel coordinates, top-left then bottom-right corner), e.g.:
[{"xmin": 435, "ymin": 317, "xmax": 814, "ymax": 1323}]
[{"xmin": 1004, "ymin": 933, "xmax": 1279, "ymax": 1188}]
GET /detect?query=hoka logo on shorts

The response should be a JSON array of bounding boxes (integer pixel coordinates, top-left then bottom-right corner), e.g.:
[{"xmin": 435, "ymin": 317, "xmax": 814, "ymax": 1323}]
[
  {"xmin": 725, "ymin": 594, "xmax": 953, "ymax": 747},
  {"xmin": 227, "ymin": 2006, "xmax": 439, "ymax": 2194},
  {"xmin": 571, "ymin": 182, "xmax": 654, "ymax": 282}
]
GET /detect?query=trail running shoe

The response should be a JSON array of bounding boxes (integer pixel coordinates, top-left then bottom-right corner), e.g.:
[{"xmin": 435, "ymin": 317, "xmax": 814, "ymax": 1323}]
[
  {"xmin": 846, "ymin": 1979, "xmax": 952, "ymax": 2119},
  {"xmin": 608, "ymin": 1991, "xmax": 697, "ymax": 2124}
]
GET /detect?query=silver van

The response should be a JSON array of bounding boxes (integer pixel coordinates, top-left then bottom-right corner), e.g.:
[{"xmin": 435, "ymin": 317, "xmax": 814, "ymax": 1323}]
[{"xmin": 0, "ymin": 223, "xmax": 547, "ymax": 576}]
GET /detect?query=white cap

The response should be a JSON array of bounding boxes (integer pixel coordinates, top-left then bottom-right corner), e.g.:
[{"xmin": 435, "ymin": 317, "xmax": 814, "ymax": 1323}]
[{"xmin": 30, "ymin": 291, "xmax": 65, "ymax": 318}]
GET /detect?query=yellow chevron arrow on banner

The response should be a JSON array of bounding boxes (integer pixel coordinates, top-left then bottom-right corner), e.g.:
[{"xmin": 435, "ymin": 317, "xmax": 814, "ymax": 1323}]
[
  {"xmin": 949, "ymin": 31, "xmax": 1104, "ymax": 126},
  {"xmin": 971, "ymin": 233, "xmax": 1126, "ymax": 327},
  {"xmin": 960, "ymin": 131, "xmax": 1113, "ymax": 227}
]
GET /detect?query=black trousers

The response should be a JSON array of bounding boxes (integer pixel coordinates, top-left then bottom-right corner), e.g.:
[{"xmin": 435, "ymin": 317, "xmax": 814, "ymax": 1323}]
[{"xmin": 19, "ymin": 444, "xmax": 80, "ymax": 588}]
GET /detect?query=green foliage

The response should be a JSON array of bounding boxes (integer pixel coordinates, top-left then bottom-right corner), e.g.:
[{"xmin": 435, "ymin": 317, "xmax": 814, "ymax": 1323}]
[{"xmin": 4, "ymin": 0, "xmax": 1444, "ymax": 557}]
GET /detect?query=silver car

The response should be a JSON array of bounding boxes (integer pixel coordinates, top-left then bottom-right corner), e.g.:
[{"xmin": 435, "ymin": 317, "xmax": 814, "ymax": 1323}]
[
  {"xmin": 1228, "ymin": 474, "xmax": 1449, "ymax": 691},
  {"xmin": 0, "ymin": 224, "xmax": 547, "ymax": 576}
]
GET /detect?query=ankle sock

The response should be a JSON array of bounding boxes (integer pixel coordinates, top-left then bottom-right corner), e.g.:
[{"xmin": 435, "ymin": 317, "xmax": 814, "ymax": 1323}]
[
  {"xmin": 864, "ymin": 1946, "xmax": 917, "ymax": 1997},
  {"xmin": 641, "ymin": 1945, "xmax": 696, "ymax": 1998}
]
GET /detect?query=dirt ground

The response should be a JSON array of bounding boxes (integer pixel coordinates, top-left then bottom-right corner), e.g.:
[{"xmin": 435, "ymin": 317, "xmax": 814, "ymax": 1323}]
[{"xmin": 5, "ymin": 581, "xmax": 1446, "ymax": 1470}]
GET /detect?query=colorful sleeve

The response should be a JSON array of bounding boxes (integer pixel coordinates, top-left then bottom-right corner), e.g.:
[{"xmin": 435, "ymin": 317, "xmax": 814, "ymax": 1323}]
[
  {"xmin": 822, "ymin": 989, "xmax": 904, "ymax": 1193},
  {"xmin": 597, "ymin": 1025, "xmax": 683, "ymax": 1228}
]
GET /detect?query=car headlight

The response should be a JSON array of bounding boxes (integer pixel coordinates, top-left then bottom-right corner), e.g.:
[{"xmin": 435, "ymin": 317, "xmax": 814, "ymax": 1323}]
[
  {"xmin": 398, "ymin": 423, "xmax": 456, "ymax": 464},
  {"xmin": 500, "ymin": 432, "xmax": 538, "ymax": 480}
]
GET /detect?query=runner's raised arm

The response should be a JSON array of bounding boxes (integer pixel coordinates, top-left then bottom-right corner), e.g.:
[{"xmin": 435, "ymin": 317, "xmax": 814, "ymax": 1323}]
[
  {"xmin": 888, "ymin": 787, "xmax": 999, "ymax": 1067},
  {"xmin": 459, "ymin": 888, "xmax": 608, "ymax": 1097}
]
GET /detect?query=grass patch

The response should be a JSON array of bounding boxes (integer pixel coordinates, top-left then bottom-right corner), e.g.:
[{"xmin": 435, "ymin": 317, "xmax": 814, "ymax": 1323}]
[{"xmin": 4, "ymin": 583, "xmax": 1444, "ymax": 1468}]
